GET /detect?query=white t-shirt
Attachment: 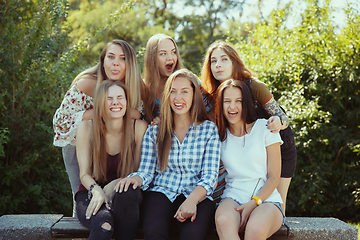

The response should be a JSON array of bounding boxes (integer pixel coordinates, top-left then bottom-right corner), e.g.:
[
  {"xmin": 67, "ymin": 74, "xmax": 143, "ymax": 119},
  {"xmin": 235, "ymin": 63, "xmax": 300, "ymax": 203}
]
[{"xmin": 221, "ymin": 119, "xmax": 283, "ymax": 204}]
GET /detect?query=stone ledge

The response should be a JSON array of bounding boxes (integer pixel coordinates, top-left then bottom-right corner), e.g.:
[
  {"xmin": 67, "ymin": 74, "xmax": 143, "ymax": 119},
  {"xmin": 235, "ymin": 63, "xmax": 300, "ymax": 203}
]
[
  {"xmin": 0, "ymin": 214, "xmax": 63, "ymax": 240},
  {"xmin": 0, "ymin": 214, "xmax": 358, "ymax": 240},
  {"xmin": 286, "ymin": 217, "xmax": 358, "ymax": 240}
]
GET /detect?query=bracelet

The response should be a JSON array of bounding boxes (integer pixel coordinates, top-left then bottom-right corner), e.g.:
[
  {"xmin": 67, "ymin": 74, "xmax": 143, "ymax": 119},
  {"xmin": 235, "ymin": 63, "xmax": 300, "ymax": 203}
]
[
  {"xmin": 251, "ymin": 196, "xmax": 263, "ymax": 206},
  {"xmin": 88, "ymin": 183, "xmax": 98, "ymax": 200},
  {"xmin": 279, "ymin": 115, "xmax": 284, "ymax": 125}
]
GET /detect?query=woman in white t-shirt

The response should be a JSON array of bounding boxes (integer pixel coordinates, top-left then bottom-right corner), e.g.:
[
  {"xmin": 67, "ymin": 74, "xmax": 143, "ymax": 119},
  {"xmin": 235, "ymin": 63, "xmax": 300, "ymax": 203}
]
[{"xmin": 214, "ymin": 79, "xmax": 284, "ymax": 240}]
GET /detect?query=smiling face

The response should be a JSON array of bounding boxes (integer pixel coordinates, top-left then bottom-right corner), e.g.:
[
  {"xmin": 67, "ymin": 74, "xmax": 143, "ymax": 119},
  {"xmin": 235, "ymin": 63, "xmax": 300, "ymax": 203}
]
[
  {"xmin": 170, "ymin": 77, "xmax": 193, "ymax": 117},
  {"xmin": 157, "ymin": 38, "xmax": 178, "ymax": 78},
  {"xmin": 210, "ymin": 48, "xmax": 233, "ymax": 83},
  {"xmin": 223, "ymin": 86, "xmax": 243, "ymax": 126},
  {"xmin": 107, "ymin": 85, "xmax": 127, "ymax": 119},
  {"xmin": 103, "ymin": 44, "xmax": 126, "ymax": 81}
]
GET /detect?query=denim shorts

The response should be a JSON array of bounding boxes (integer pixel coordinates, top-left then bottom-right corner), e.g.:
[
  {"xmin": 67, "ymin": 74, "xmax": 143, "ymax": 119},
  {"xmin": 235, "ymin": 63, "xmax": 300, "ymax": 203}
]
[{"xmin": 218, "ymin": 197, "xmax": 286, "ymax": 225}]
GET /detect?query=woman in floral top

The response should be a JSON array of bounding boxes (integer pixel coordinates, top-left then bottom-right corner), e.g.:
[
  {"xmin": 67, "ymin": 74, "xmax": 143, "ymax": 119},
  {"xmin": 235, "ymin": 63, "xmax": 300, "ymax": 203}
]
[{"xmin": 53, "ymin": 39, "xmax": 146, "ymax": 216}]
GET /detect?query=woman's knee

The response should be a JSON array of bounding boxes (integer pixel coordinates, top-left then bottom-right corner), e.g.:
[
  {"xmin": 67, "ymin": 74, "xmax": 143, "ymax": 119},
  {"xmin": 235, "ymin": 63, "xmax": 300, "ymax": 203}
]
[
  {"xmin": 113, "ymin": 186, "xmax": 142, "ymax": 205},
  {"xmin": 215, "ymin": 212, "xmax": 233, "ymax": 231}
]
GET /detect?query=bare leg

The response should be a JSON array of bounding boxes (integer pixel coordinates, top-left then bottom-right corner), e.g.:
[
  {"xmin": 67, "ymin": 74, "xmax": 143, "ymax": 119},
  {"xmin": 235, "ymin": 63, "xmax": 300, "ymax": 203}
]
[
  {"xmin": 244, "ymin": 203, "xmax": 283, "ymax": 240},
  {"xmin": 215, "ymin": 198, "xmax": 241, "ymax": 240},
  {"xmin": 277, "ymin": 177, "xmax": 292, "ymax": 213}
]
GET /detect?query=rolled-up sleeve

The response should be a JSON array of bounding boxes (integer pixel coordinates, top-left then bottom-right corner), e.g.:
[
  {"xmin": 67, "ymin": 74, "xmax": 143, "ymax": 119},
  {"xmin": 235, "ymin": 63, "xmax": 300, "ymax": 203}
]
[
  {"xmin": 197, "ymin": 124, "xmax": 220, "ymax": 197},
  {"xmin": 129, "ymin": 125, "xmax": 157, "ymax": 190}
]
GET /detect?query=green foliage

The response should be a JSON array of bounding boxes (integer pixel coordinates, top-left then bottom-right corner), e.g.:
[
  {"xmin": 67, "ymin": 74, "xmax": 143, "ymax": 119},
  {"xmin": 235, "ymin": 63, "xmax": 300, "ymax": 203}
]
[
  {"xmin": 0, "ymin": 0, "xmax": 74, "ymax": 216},
  {"xmin": 0, "ymin": 129, "xmax": 9, "ymax": 158},
  {"xmin": 1, "ymin": 0, "xmax": 359, "ymax": 223},
  {"xmin": 230, "ymin": 0, "xmax": 360, "ymax": 221},
  {"xmin": 0, "ymin": 0, "xmax": 134, "ymax": 216},
  {"xmin": 66, "ymin": 0, "xmax": 174, "ymax": 69}
]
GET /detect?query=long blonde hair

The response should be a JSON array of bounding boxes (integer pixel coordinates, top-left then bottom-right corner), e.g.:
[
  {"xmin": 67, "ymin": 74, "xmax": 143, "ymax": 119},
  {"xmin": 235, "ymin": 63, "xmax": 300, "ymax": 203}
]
[
  {"xmin": 70, "ymin": 39, "xmax": 146, "ymax": 117},
  {"xmin": 156, "ymin": 69, "xmax": 208, "ymax": 171},
  {"xmin": 91, "ymin": 80, "xmax": 136, "ymax": 184},
  {"xmin": 143, "ymin": 34, "xmax": 183, "ymax": 119}
]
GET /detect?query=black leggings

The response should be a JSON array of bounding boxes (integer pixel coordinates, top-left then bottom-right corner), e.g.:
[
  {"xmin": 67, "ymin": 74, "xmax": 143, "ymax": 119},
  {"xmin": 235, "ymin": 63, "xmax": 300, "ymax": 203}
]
[
  {"xmin": 143, "ymin": 191, "xmax": 215, "ymax": 240},
  {"xmin": 76, "ymin": 187, "xmax": 142, "ymax": 240}
]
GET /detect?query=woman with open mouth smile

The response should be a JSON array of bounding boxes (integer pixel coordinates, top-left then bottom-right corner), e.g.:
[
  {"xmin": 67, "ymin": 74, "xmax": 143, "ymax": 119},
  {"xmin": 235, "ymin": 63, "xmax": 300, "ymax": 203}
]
[
  {"xmin": 53, "ymin": 39, "xmax": 146, "ymax": 217},
  {"xmin": 214, "ymin": 79, "xmax": 284, "ymax": 240},
  {"xmin": 142, "ymin": 33, "xmax": 183, "ymax": 124},
  {"xmin": 75, "ymin": 80, "xmax": 147, "ymax": 240},
  {"xmin": 118, "ymin": 69, "xmax": 220, "ymax": 240},
  {"xmin": 201, "ymin": 41, "xmax": 297, "ymax": 214}
]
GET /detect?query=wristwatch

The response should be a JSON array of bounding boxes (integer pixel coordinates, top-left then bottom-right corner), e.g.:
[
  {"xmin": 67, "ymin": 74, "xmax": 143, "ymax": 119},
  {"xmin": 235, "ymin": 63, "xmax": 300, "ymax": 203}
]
[{"xmin": 251, "ymin": 196, "xmax": 262, "ymax": 206}]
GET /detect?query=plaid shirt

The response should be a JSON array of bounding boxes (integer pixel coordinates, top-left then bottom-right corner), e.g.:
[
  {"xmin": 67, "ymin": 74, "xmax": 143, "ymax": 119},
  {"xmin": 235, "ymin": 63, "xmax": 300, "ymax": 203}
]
[{"xmin": 130, "ymin": 120, "xmax": 220, "ymax": 202}]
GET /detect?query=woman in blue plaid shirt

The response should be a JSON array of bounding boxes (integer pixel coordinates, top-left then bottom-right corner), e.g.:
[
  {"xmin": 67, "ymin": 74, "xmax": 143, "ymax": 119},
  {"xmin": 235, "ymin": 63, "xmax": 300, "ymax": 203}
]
[{"xmin": 116, "ymin": 69, "xmax": 221, "ymax": 240}]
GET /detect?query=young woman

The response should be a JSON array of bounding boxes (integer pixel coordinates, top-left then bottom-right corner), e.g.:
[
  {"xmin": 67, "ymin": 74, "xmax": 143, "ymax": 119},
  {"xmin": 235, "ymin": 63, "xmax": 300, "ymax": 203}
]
[
  {"xmin": 142, "ymin": 33, "xmax": 183, "ymax": 122},
  {"xmin": 53, "ymin": 39, "xmax": 146, "ymax": 216},
  {"xmin": 201, "ymin": 41, "xmax": 296, "ymax": 212},
  {"xmin": 117, "ymin": 69, "xmax": 220, "ymax": 240},
  {"xmin": 75, "ymin": 80, "xmax": 147, "ymax": 240},
  {"xmin": 214, "ymin": 79, "xmax": 284, "ymax": 240}
]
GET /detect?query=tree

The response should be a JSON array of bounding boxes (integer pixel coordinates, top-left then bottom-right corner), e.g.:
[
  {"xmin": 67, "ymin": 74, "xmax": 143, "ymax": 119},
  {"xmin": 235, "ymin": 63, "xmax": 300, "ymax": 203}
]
[
  {"xmin": 0, "ymin": 0, "xmax": 74, "ymax": 215},
  {"xmin": 230, "ymin": 0, "xmax": 360, "ymax": 221},
  {"xmin": 0, "ymin": 0, "xmax": 135, "ymax": 216}
]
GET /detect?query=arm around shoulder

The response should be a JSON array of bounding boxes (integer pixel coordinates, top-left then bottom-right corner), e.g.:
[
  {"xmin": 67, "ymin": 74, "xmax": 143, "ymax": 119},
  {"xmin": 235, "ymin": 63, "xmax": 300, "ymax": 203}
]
[{"xmin": 76, "ymin": 77, "xmax": 97, "ymax": 98}]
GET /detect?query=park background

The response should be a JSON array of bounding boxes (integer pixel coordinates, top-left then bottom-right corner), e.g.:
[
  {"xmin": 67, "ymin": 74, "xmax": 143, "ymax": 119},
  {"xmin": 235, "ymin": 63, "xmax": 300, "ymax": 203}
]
[{"xmin": 0, "ymin": 0, "xmax": 359, "ymax": 231}]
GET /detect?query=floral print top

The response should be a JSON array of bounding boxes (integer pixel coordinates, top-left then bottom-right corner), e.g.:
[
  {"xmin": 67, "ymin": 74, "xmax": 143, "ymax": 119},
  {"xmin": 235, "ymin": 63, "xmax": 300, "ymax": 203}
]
[{"xmin": 53, "ymin": 84, "xmax": 94, "ymax": 147}]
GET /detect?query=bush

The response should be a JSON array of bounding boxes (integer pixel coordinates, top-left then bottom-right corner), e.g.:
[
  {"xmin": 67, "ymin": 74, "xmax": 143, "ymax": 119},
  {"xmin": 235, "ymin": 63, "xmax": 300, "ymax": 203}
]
[
  {"xmin": 0, "ymin": 0, "xmax": 76, "ymax": 216},
  {"xmin": 230, "ymin": 0, "xmax": 360, "ymax": 221},
  {"xmin": 0, "ymin": 0, "xmax": 136, "ymax": 217}
]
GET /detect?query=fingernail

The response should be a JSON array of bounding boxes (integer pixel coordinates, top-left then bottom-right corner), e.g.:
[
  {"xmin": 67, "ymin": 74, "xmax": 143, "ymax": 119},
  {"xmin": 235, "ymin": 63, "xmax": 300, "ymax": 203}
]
[
  {"xmin": 86, "ymin": 216, "xmax": 89, "ymax": 219},
  {"xmin": 93, "ymin": 212, "xmax": 96, "ymax": 215},
  {"xmin": 191, "ymin": 219, "xmax": 194, "ymax": 222}
]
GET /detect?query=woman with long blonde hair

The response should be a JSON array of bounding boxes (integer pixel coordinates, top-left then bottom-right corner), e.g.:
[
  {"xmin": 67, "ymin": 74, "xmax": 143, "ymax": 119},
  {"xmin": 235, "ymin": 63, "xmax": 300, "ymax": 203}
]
[
  {"xmin": 53, "ymin": 39, "xmax": 146, "ymax": 216},
  {"xmin": 117, "ymin": 69, "xmax": 220, "ymax": 240},
  {"xmin": 142, "ymin": 33, "xmax": 183, "ymax": 122},
  {"xmin": 75, "ymin": 80, "xmax": 147, "ymax": 240}
]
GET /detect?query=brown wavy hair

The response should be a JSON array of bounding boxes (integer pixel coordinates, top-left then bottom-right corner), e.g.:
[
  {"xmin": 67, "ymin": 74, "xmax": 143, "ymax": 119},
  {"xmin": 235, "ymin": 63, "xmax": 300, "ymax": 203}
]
[
  {"xmin": 215, "ymin": 79, "xmax": 256, "ymax": 142},
  {"xmin": 91, "ymin": 80, "xmax": 136, "ymax": 184},
  {"xmin": 201, "ymin": 41, "xmax": 256, "ymax": 109},
  {"xmin": 156, "ymin": 69, "xmax": 208, "ymax": 171}
]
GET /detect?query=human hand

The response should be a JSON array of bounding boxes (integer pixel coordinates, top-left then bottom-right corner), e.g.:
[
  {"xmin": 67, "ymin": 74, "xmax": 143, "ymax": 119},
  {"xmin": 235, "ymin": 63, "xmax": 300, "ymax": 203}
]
[
  {"xmin": 86, "ymin": 185, "xmax": 110, "ymax": 219},
  {"xmin": 174, "ymin": 198, "xmax": 197, "ymax": 223},
  {"xmin": 235, "ymin": 200, "xmax": 257, "ymax": 230},
  {"xmin": 267, "ymin": 116, "xmax": 281, "ymax": 133},
  {"xmin": 103, "ymin": 182, "xmax": 117, "ymax": 209},
  {"xmin": 150, "ymin": 116, "xmax": 161, "ymax": 125},
  {"xmin": 114, "ymin": 176, "xmax": 142, "ymax": 193}
]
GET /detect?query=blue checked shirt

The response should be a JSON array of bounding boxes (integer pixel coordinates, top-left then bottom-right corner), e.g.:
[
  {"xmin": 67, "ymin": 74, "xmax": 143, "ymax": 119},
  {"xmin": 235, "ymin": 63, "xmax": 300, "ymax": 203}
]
[{"xmin": 130, "ymin": 120, "xmax": 220, "ymax": 202}]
